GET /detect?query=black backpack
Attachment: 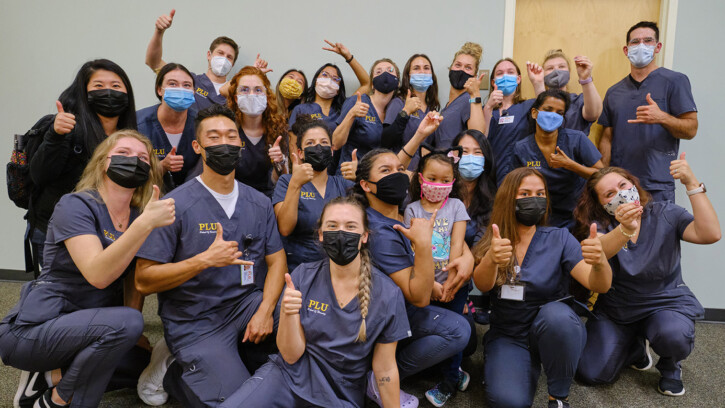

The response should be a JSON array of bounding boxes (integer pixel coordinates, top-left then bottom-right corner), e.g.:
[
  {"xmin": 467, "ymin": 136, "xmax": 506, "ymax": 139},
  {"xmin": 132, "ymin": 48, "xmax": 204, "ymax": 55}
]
[{"xmin": 6, "ymin": 114, "xmax": 55, "ymax": 209}]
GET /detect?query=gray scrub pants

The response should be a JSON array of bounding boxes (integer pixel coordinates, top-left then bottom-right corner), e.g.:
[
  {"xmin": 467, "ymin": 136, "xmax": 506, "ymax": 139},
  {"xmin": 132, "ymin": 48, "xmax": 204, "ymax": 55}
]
[{"xmin": 0, "ymin": 307, "xmax": 146, "ymax": 408}]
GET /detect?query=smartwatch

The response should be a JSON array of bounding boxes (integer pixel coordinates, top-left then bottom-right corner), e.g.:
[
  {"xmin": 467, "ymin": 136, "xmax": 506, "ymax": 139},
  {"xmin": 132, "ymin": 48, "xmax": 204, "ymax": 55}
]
[
  {"xmin": 469, "ymin": 97, "xmax": 482, "ymax": 104},
  {"xmin": 686, "ymin": 183, "xmax": 706, "ymax": 196}
]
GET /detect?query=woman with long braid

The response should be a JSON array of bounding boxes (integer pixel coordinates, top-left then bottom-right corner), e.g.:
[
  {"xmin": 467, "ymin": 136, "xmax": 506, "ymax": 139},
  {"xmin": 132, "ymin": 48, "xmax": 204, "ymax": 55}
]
[{"xmin": 219, "ymin": 196, "xmax": 410, "ymax": 408}]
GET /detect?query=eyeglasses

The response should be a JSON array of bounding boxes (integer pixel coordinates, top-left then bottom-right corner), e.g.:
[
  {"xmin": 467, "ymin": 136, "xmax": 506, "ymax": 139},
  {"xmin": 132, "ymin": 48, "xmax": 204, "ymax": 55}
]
[
  {"xmin": 236, "ymin": 86, "xmax": 265, "ymax": 95},
  {"xmin": 320, "ymin": 71, "xmax": 341, "ymax": 84},
  {"xmin": 628, "ymin": 37, "xmax": 657, "ymax": 46}
]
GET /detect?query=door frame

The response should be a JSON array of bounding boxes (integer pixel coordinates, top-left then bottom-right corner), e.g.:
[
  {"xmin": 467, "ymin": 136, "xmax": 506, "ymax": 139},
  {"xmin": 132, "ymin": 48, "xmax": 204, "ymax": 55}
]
[{"xmin": 502, "ymin": 0, "xmax": 679, "ymax": 69}]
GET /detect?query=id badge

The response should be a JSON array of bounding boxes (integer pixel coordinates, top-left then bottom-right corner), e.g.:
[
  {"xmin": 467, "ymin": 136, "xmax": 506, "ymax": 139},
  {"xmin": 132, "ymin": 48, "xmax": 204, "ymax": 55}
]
[
  {"xmin": 241, "ymin": 264, "xmax": 254, "ymax": 286},
  {"xmin": 499, "ymin": 115, "xmax": 514, "ymax": 125},
  {"xmin": 500, "ymin": 283, "xmax": 525, "ymax": 301}
]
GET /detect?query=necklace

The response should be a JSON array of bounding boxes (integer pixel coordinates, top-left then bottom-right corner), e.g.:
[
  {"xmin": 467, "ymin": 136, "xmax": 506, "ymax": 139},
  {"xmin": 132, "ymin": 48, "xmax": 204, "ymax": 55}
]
[{"xmin": 106, "ymin": 204, "xmax": 129, "ymax": 230}]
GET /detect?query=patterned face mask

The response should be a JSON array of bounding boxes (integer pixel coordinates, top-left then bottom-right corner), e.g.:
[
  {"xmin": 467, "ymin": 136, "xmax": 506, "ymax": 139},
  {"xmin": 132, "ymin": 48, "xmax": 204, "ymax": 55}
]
[
  {"xmin": 603, "ymin": 186, "xmax": 640, "ymax": 216},
  {"xmin": 419, "ymin": 174, "xmax": 454, "ymax": 204}
]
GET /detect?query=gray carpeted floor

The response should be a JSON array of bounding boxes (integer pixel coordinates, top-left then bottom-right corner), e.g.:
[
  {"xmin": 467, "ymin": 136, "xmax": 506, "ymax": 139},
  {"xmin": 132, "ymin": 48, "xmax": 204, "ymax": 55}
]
[{"xmin": 0, "ymin": 280, "xmax": 722, "ymax": 407}]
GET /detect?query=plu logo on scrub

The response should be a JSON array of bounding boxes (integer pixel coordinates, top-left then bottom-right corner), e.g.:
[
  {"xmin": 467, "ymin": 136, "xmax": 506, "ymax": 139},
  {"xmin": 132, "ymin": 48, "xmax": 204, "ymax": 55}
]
[
  {"xmin": 365, "ymin": 115, "xmax": 377, "ymax": 123},
  {"xmin": 153, "ymin": 148, "xmax": 166, "ymax": 157},
  {"xmin": 103, "ymin": 230, "xmax": 117, "ymax": 241},
  {"xmin": 526, "ymin": 160, "xmax": 542, "ymax": 169},
  {"xmin": 301, "ymin": 191, "xmax": 316, "ymax": 200},
  {"xmin": 196, "ymin": 87, "xmax": 208, "ymax": 97},
  {"xmin": 308, "ymin": 299, "xmax": 328, "ymax": 315},
  {"xmin": 198, "ymin": 222, "xmax": 218, "ymax": 234},
  {"xmin": 310, "ymin": 113, "xmax": 322, "ymax": 120}
]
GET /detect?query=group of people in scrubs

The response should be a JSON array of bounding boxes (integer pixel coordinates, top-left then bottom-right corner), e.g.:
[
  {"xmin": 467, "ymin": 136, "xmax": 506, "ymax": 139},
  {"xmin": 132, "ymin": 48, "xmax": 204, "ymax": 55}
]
[{"xmin": 0, "ymin": 13, "xmax": 719, "ymax": 408}]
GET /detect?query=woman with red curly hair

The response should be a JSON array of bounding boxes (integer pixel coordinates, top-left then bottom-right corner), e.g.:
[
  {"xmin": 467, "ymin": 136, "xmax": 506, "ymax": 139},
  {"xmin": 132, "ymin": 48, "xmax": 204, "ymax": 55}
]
[{"xmin": 227, "ymin": 66, "xmax": 290, "ymax": 197}]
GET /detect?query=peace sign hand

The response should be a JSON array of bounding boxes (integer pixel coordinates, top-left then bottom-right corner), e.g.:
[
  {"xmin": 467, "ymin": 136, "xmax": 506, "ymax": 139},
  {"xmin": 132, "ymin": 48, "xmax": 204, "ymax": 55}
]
[{"xmin": 322, "ymin": 40, "xmax": 352, "ymax": 62}]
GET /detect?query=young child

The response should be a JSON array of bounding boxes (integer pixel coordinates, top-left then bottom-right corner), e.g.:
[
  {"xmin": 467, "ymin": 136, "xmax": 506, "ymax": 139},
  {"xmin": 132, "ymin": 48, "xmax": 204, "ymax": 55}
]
[{"xmin": 404, "ymin": 149, "xmax": 470, "ymax": 407}]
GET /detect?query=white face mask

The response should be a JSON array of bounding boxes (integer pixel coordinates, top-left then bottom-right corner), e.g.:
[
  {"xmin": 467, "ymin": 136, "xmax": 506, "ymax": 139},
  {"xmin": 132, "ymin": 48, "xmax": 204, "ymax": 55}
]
[
  {"xmin": 210, "ymin": 56, "xmax": 232, "ymax": 76},
  {"xmin": 236, "ymin": 94, "xmax": 267, "ymax": 117},
  {"xmin": 315, "ymin": 77, "xmax": 340, "ymax": 99},
  {"xmin": 603, "ymin": 186, "xmax": 640, "ymax": 216},
  {"xmin": 627, "ymin": 43, "xmax": 656, "ymax": 68}
]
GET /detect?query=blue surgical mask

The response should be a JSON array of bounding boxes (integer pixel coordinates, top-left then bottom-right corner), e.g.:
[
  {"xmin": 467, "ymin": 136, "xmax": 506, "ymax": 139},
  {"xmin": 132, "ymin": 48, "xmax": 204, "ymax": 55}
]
[
  {"xmin": 535, "ymin": 110, "xmax": 564, "ymax": 132},
  {"xmin": 494, "ymin": 74, "xmax": 518, "ymax": 96},
  {"xmin": 458, "ymin": 154, "xmax": 485, "ymax": 180},
  {"xmin": 163, "ymin": 88, "xmax": 195, "ymax": 112},
  {"xmin": 627, "ymin": 43, "xmax": 656, "ymax": 68},
  {"xmin": 409, "ymin": 73, "xmax": 434, "ymax": 92}
]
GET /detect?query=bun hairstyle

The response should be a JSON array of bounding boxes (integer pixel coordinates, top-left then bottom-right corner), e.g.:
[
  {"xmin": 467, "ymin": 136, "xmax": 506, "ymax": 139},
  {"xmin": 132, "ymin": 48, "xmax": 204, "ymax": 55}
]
[
  {"xmin": 451, "ymin": 42, "xmax": 483, "ymax": 73},
  {"xmin": 290, "ymin": 114, "xmax": 331, "ymax": 150},
  {"xmin": 542, "ymin": 49, "xmax": 571, "ymax": 70},
  {"xmin": 317, "ymin": 195, "xmax": 372, "ymax": 342}
]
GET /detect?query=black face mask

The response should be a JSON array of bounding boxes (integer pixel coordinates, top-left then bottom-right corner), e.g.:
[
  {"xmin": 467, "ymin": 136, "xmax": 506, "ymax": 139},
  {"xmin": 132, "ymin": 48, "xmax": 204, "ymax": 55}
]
[
  {"xmin": 106, "ymin": 155, "xmax": 150, "ymax": 189},
  {"xmin": 449, "ymin": 69, "xmax": 473, "ymax": 90},
  {"xmin": 303, "ymin": 144, "xmax": 333, "ymax": 172},
  {"xmin": 322, "ymin": 230, "xmax": 361, "ymax": 266},
  {"xmin": 87, "ymin": 89, "xmax": 129, "ymax": 118},
  {"xmin": 202, "ymin": 144, "xmax": 241, "ymax": 175},
  {"xmin": 372, "ymin": 71, "xmax": 399, "ymax": 94},
  {"xmin": 368, "ymin": 172, "xmax": 409, "ymax": 206},
  {"xmin": 515, "ymin": 196, "xmax": 547, "ymax": 226}
]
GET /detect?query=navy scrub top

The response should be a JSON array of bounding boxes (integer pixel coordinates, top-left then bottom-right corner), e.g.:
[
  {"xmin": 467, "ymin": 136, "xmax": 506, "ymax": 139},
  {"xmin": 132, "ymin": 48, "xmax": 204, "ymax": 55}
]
[
  {"xmin": 235, "ymin": 130, "xmax": 280, "ymax": 198},
  {"xmin": 384, "ymin": 97, "xmax": 429, "ymax": 170},
  {"xmin": 488, "ymin": 99, "xmax": 537, "ymax": 186},
  {"xmin": 192, "ymin": 72, "xmax": 227, "ymax": 111},
  {"xmin": 366, "ymin": 207, "xmax": 415, "ymax": 282},
  {"xmin": 136, "ymin": 104, "xmax": 200, "ymax": 191},
  {"xmin": 513, "ymin": 128, "xmax": 601, "ymax": 229},
  {"xmin": 289, "ymin": 102, "xmax": 341, "ymax": 134},
  {"xmin": 599, "ymin": 68, "xmax": 697, "ymax": 196},
  {"xmin": 136, "ymin": 178, "xmax": 284, "ymax": 349},
  {"xmin": 269, "ymin": 259, "xmax": 410, "ymax": 408},
  {"xmin": 490, "ymin": 226, "xmax": 583, "ymax": 339},
  {"xmin": 2, "ymin": 191, "xmax": 136, "ymax": 326},
  {"xmin": 433, "ymin": 93, "xmax": 470, "ymax": 150},
  {"xmin": 595, "ymin": 201, "xmax": 703, "ymax": 324},
  {"xmin": 336, "ymin": 94, "xmax": 383, "ymax": 174},
  {"xmin": 564, "ymin": 92, "xmax": 594, "ymax": 135},
  {"xmin": 271, "ymin": 174, "xmax": 353, "ymax": 272}
]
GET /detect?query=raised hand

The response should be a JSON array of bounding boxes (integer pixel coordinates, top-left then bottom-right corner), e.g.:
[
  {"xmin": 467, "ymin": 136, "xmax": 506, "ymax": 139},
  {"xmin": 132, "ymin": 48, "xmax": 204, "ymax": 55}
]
[
  {"xmin": 614, "ymin": 202, "xmax": 641, "ymax": 233},
  {"xmin": 526, "ymin": 61, "xmax": 545, "ymax": 85},
  {"xmin": 340, "ymin": 148, "xmax": 358, "ymax": 181},
  {"xmin": 290, "ymin": 152, "xmax": 314, "ymax": 187},
  {"xmin": 351, "ymin": 92, "xmax": 369, "ymax": 118},
  {"xmin": 485, "ymin": 83, "xmax": 504, "ymax": 109},
  {"xmin": 281, "ymin": 273, "xmax": 303, "ymax": 315},
  {"xmin": 670, "ymin": 152, "xmax": 699, "ymax": 189},
  {"xmin": 416, "ymin": 111, "xmax": 444, "ymax": 137},
  {"xmin": 489, "ymin": 224, "xmax": 513, "ymax": 265},
  {"xmin": 573, "ymin": 55, "xmax": 593, "ymax": 81},
  {"xmin": 202, "ymin": 223, "xmax": 253, "ymax": 268},
  {"xmin": 254, "ymin": 53, "xmax": 273, "ymax": 74},
  {"xmin": 140, "ymin": 185, "xmax": 176, "ymax": 228},
  {"xmin": 549, "ymin": 146, "xmax": 574, "ymax": 169},
  {"xmin": 53, "ymin": 101, "xmax": 76, "ymax": 135},
  {"xmin": 160, "ymin": 146, "xmax": 184, "ymax": 173},
  {"xmin": 403, "ymin": 89, "xmax": 421, "ymax": 115},
  {"xmin": 628, "ymin": 93, "xmax": 666, "ymax": 124},
  {"xmin": 581, "ymin": 223, "xmax": 605, "ymax": 265},
  {"xmin": 393, "ymin": 209, "xmax": 437, "ymax": 247},
  {"xmin": 268, "ymin": 136, "xmax": 285, "ymax": 163},
  {"xmin": 465, "ymin": 72, "xmax": 485, "ymax": 97},
  {"xmin": 155, "ymin": 9, "xmax": 175, "ymax": 33},
  {"xmin": 322, "ymin": 40, "xmax": 352, "ymax": 62}
]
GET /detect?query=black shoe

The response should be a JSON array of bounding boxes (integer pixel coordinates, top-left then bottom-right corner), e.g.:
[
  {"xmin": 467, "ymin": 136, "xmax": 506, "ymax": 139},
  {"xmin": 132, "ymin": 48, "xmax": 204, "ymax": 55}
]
[
  {"xmin": 14, "ymin": 371, "xmax": 49, "ymax": 408},
  {"xmin": 473, "ymin": 308, "xmax": 490, "ymax": 325},
  {"xmin": 658, "ymin": 377, "xmax": 685, "ymax": 397},
  {"xmin": 630, "ymin": 339, "xmax": 653, "ymax": 371},
  {"xmin": 548, "ymin": 398, "xmax": 570, "ymax": 408},
  {"xmin": 32, "ymin": 388, "xmax": 66, "ymax": 408}
]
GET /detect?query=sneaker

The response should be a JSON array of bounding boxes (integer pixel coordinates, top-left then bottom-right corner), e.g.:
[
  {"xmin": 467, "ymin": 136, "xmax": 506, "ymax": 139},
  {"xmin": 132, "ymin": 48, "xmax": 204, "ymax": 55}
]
[
  {"xmin": 425, "ymin": 383, "xmax": 453, "ymax": 407},
  {"xmin": 658, "ymin": 377, "xmax": 685, "ymax": 396},
  {"xmin": 630, "ymin": 338, "xmax": 653, "ymax": 371},
  {"xmin": 366, "ymin": 371, "xmax": 419, "ymax": 407},
  {"xmin": 137, "ymin": 338, "xmax": 173, "ymax": 406},
  {"xmin": 32, "ymin": 389, "xmax": 65, "ymax": 408},
  {"xmin": 14, "ymin": 371, "xmax": 49, "ymax": 408},
  {"xmin": 548, "ymin": 398, "xmax": 570, "ymax": 408},
  {"xmin": 456, "ymin": 367, "xmax": 470, "ymax": 392},
  {"xmin": 473, "ymin": 308, "xmax": 490, "ymax": 325}
]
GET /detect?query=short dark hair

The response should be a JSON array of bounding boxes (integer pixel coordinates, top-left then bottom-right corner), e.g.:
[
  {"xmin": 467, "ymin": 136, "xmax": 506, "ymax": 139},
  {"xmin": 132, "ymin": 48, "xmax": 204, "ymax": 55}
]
[
  {"xmin": 209, "ymin": 36, "xmax": 239, "ymax": 63},
  {"xmin": 195, "ymin": 104, "xmax": 236, "ymax": 140},
  {"xmin": 626, "ymin": 21, "xmax": 659, "ymax": 44},
  {"xmin": 154, "ymin": 63, "xmax": 195, "ymax": 101},
  {"xmin": 290, "ymin": 114, "xmax": 331, "ymax": 149}
]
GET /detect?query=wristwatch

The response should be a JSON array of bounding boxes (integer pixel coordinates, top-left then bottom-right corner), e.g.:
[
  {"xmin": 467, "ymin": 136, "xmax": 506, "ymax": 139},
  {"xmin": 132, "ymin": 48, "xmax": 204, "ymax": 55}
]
[
  {"xmin": 469, "ymin": 96, "xmax": 482, "ymax": 104},
  {"xmin": 399, "ymin": 110, "xmax": 409, "ymax": 119},
  {"xmin": 686, "ymin": 183, "xmax": 706, "ymax": 196}
]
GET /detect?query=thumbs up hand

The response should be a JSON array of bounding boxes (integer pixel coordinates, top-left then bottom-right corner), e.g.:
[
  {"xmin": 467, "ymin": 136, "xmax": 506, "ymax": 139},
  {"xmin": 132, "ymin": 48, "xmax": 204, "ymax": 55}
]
[
  {"xmin": 549, "ymin": 146, "xmax": 574, "ymax": 170},
  {"xmin": 282, "ymin": 273, "xmax": 303, "ymax": 315},
  {"xmin": 340, "ymin": 148, "xmax": 358, "ymax": 181},
  {"xmin": 268, "ymin": 136, "xmax": 285, "ymax": 163},
  {"xmin": 290, "ymin": 152, "xmax": 314, "ymax": 187},
  {"xmin": 53, "ymin": 101, "xmax": 76, "ymax": 135},
  {"xmin": 161, "ymin": 146, "xmax": 184, "ymax": 172},
  {"xmin": 489, "ymin": 224, "xmax": 513, "ymax": 265},
  {"xmin": 139, "ymin": 185, "xmax": 176, "ymax": 228},
  {"xmin": 201, "ymin": 223, "xmax": 254, "ymax": 268},
  {"xmin": 581, "ymin": 223, "xmax": 605, "ymax": 265},
  {"xmin": 351, "ymin": 92, "xmax": 369, "ymax": 118},
  {"xmin": 155, "ymin": 9, "xmax": 175, "ymax": 32},
  {"xmin": 670, "ymin": 151, "xmax": 699, "ymax": 189},
  {"xmin": 628, "ymin": 93, "xmax": 666, "ymax": 124},
  {"xmin": 485, "ymin": 82, "xmax": 504, "ymax": 110},
  {"xmin": 403, "ymin": 89, "xmax": 421, "ymax": 115}
]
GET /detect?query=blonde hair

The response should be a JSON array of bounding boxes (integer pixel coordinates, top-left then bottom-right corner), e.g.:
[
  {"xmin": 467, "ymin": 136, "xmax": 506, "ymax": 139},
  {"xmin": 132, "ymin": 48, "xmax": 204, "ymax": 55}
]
[
  {"xmin": 543, "ymin": 49, "xmax": 571, "ymax": 70},
  {"xmin": 75, "ymin": 129, "xmax": 161, "ymax": 210},
  {"xmin": 451, "ymin": 42, "xmax": 483, "ymax": 73}
]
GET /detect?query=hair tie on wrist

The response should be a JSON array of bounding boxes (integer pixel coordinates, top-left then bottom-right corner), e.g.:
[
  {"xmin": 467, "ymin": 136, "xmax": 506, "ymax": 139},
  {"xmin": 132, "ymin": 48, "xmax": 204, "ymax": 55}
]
[{"xmin": 345, "ymin": 55, "xmax": 354, "ymax": 64}]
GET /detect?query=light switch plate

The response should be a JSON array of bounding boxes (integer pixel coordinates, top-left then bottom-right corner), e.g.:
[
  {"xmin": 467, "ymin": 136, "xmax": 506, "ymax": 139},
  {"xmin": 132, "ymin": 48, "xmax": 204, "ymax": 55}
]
[{"xmin": 478, "ymin": 69, "xmax": 490, "ymax": 90}]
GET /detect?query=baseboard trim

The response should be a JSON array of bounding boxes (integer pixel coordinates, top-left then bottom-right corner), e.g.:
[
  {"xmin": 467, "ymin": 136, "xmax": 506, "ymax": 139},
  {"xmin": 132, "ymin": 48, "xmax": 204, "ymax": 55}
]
[{"xmin": 0, "ymin": 269, "xmax": 32, "ymax": 282}]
